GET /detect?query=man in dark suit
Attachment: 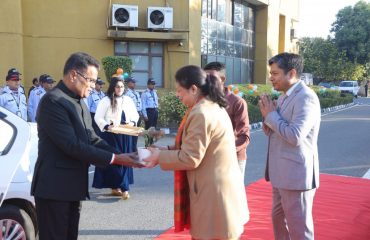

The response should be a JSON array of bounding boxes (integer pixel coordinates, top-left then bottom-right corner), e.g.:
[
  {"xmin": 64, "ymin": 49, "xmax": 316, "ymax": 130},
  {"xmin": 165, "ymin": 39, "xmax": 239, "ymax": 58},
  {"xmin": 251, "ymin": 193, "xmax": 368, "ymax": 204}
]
[{"xmin": 31, "ymin": 52, "xmax": 143, "ymax": 240}]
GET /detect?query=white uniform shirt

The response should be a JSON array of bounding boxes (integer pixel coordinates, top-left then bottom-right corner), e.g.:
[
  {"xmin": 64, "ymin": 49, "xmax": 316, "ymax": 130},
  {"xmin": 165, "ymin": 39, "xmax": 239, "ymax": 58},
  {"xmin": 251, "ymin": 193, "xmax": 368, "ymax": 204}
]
[
  {"xmin": 28, "ymin": 86, "xmax": 46, "ymax": 122},
  {"xmin": 87, "ymin": 89, "xmax": 105, "ymax": 113},
  {"xmin": 0, "ymin": 86, "xmax": 27, "ymax": 120},
  {"xmin": 125, "ymin": 88, "xmax": 142, "ymax": 112},
  {"xmin": 94, "ymin": 95, "xmax": 139, "ymax": 132},
  {"xmin": 141, "ymin": 89, "xmax": 159, "ymax": 118}
]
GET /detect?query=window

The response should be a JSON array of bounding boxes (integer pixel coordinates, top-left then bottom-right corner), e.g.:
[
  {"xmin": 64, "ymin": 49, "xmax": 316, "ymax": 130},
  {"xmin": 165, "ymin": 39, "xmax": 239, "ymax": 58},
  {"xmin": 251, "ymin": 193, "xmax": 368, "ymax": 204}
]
[
  {"xmin": 201, "ymin": 0, "xmax": 256, "ymax": 83},
  {"xmin": 0, "ymin": 116, "xmax": 16, "ymax": 155},
  {"xmin": 114, "ymin": 42, "xmax": 164, "ymax": 88}
]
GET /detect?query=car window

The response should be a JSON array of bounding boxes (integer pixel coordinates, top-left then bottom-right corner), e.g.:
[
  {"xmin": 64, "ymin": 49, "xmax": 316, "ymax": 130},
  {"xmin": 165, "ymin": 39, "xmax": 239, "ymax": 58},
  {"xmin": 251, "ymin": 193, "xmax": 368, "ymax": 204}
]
[
  {"xmin": 340, "ymin": 82, "xmax": 353, "ymax": 87},
  {"xmin": 319, "ymin": 83, "xmax": 332, "ymax": 88},
  {"xmin": 0, "ymin": 118, "xmax": 16, "ymax": 155}
]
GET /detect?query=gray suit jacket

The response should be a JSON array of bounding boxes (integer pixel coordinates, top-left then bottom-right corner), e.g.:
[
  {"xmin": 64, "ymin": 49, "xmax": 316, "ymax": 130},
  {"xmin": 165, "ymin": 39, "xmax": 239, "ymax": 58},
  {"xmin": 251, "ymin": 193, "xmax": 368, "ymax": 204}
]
[{"xmin": 264, "ymin": 81, "xmax": 320, "ymax": 190}]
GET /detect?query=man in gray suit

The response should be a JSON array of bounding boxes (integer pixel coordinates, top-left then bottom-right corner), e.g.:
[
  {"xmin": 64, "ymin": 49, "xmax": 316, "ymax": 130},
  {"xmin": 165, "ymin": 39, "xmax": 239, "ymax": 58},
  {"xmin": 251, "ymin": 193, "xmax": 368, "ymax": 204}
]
[{"xmin": 258, "ymin": 52, "xmax": 320, "ymax": 240}]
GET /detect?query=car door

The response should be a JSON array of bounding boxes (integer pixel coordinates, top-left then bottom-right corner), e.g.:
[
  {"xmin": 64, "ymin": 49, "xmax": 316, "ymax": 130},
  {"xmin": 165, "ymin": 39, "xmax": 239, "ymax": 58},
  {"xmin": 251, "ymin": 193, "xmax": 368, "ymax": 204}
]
[
  {"xmin": 0, "ymin": 107, "xmax": 30, "ymax": 206},
  {"xmin": 354, "ymin": 82, "xmax": 359, "ymax": 95}
]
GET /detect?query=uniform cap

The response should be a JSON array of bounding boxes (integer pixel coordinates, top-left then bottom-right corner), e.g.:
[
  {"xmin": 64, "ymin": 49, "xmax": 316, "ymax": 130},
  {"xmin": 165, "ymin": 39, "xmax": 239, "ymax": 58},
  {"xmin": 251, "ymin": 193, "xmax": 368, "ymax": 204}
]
[
  {"xmin": 6, "ymin": 68, "xmax": 21, "ymax": 81},
  {"xmin": 43, "ymin": 76, "xmax": 55, "ymax": 84},
  {"xmin": 7, "ymin": 68, "xmax": 21, "ymax": 76},
  {"xmin": 126, "ymin": 77, "xmax": 136, "ymax": 83},
  {"xmin": 39, "ymin": 74, "xmax": 49, "ymax": 83},
  {"xmin": 147, "ymin": 78, "xmax": 155, "ymax": 85},
  {"xmin": 6, "ymin": 74, "xmax": 21, "ymax": 81},
  {"xmin": 96, "ymin": 78, "xmax": 105, "ymax": 85}
]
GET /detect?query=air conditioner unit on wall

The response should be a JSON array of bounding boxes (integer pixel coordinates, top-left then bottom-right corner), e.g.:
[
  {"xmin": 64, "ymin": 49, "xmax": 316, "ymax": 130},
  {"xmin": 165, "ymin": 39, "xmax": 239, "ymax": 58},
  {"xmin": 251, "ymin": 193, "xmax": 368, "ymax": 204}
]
[
  {"xmin": 290, "ymin": 29, "xmax": 298, "ymax": 40},
  {"xmin": 111, "ymin": 4, "xmax": 138, "ymax": 28},
  {"xmin": 147, "ymin": 7, "xmax": 173, "ymax": 30}
]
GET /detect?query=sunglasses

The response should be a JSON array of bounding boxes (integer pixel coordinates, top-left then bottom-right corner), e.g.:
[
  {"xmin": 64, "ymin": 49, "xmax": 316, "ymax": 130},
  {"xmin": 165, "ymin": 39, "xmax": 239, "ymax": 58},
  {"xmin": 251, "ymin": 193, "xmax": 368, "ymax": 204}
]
[{"xmin": 115, "ymin": 85, "xmax": 124, "ymax": 88}]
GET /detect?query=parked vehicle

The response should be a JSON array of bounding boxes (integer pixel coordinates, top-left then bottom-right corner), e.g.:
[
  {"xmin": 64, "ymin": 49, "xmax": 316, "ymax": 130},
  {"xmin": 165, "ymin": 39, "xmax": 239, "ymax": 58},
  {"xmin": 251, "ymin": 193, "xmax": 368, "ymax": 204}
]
[
  {"xmin": 318, "ymin": 82, "xmax": 339, "ymax": 91},
  {"xmin": 318, "ymin": 82, "xmax": 333, "ymax": 88},
  {"xmin": 0, "ymin": 107, "xmax": 38, "ymax": 240},
  {"xmin": 300, "ymin": 73, "xmax": 313, "ymax": 85},
  {"xmin": 339, "ymin": 81, "xmax": 359, "ymax": 97}
]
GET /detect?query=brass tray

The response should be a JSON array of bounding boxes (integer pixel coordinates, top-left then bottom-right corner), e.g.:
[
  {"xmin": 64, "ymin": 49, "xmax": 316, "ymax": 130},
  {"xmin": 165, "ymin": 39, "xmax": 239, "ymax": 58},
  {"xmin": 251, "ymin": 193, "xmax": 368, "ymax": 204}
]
[{"xmin": 108, "ymin": 124, "xmax": 144, "ymax": 136}]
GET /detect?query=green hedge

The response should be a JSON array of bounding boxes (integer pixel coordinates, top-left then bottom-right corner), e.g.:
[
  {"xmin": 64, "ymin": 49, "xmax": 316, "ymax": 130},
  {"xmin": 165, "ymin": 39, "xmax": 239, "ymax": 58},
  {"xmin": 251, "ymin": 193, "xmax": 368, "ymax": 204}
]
[
  {"xmin": 156, "ymin": 85, "xmax": 353, "ymax": 128},
  {"xmin": 157, "ymin": 89, "xmax": 187, "ymax": 128},
  {"xmin": 101, "ymin": 56, "xmax": 132, "ymax": 82},
  {"xmin": 319, "ymin": 94, "xmax": 353, "ymax": 108},
  {"xmin": 247, "ymin": 103, "xmax": 262, "ymax": 124}
]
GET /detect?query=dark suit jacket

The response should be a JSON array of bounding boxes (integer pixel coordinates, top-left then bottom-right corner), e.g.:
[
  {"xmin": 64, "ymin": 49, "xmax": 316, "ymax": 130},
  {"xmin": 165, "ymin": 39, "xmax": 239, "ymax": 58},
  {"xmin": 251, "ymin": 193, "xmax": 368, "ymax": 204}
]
[{"xmin": 31, "ymin": 81, "xmax": 118, "ymax": 201}]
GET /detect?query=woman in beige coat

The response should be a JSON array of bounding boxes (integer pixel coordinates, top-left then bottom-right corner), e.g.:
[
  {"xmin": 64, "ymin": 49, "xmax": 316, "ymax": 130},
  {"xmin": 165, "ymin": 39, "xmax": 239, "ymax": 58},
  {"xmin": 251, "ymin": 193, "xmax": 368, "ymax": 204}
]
[{"xmin": 145, "ymin": 65, "xmax": 249, "ymax": 240}]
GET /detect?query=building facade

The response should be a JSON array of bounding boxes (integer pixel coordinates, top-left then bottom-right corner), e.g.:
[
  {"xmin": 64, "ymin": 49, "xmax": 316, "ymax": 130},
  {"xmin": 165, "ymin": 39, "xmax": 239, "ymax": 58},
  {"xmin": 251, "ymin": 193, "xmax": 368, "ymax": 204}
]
[{"xmin": 0, "ymin": 0, "xmax": 299, "ymax": 91}]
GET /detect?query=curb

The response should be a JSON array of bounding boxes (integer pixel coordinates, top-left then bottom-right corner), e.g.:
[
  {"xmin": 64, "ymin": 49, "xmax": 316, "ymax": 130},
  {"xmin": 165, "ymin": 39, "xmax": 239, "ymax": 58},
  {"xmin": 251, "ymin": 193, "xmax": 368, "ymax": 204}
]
[{"xmin": 320, "ymin": 102, "xmax": 355, "ymax": 114}]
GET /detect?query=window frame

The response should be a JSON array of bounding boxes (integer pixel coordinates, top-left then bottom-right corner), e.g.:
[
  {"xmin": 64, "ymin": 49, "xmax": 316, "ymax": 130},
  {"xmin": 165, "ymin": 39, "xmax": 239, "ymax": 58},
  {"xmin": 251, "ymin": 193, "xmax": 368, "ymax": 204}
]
[
  {"xmin": 114, "ymin": 41, "xmax": 164, "ymax": 87},
  {"xmin": 0, "ymin": 112, "xmax": 17, "ymax": 156}
]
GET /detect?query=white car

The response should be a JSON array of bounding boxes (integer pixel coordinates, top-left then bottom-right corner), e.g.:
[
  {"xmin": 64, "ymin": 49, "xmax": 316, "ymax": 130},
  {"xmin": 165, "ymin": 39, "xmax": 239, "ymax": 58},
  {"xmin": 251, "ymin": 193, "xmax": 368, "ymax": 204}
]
[
  {"xmin": 0, "ymin": 107, "xmax": 38, "ymax": 240},
  {"xmin": 339, "ymin": 80, "xmax": 359, "ymax": 97}
]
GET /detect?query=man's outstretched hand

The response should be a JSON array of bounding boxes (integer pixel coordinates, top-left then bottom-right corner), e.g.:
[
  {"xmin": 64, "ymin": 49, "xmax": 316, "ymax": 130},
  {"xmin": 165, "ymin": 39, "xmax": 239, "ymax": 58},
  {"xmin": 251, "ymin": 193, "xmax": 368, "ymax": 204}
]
[{"xmin": 112, "ymin": 153, "xmax": 145, "ymax": 168}]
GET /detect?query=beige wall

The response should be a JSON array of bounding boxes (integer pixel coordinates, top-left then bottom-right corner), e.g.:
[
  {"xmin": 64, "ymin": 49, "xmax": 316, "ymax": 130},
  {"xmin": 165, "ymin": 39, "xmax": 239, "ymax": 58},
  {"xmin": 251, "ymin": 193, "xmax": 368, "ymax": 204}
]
[
  {"xmin": 0, "ymin": 0, "xmax": 193, "ymax": 91},
  {"xmin": 0, "ymin": 0, "xmax": 299, "ymax": 91},
  {"xmin": 254, "ymin": 0, "xmax": 300, "ymax": 84},
  {"xmin": 0, "ymin": 0, "xmax": 24, "ymax": 86}
]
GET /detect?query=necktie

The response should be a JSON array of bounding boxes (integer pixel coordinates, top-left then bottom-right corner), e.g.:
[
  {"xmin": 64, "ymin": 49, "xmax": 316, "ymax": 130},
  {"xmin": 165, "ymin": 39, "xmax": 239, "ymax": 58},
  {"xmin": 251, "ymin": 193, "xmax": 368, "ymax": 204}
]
[{"xmin": 150, "ymin": 91, "xmax": 156, "ymax": 107}]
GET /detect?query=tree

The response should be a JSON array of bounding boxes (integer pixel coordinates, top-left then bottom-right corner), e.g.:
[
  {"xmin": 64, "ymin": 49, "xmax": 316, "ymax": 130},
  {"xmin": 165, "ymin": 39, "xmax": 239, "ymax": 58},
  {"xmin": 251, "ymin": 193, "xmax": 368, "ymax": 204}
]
[
  {"xmin": 298, "ymin": 37, "xmax": 366, "ymax": 81},
  {"xmin": 299, "ymin": 37, "xmax": 344, "ymax": 81},
  {"xmin": 331, "ymin": 1, "xmax": 370, "ymax": 64}
]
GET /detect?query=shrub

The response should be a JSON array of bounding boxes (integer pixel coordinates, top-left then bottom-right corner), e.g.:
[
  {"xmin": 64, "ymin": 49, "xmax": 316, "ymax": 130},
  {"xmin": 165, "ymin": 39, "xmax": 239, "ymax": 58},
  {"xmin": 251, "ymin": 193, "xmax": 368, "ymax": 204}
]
[
  {"xmin": 319, "ymin": 94, "xmax": 353, "ymax": 108},
  {"xmin": 157, "ymin": 90, "xmax": 187, "ymax": 128},
  {"xmin": 247, "ymin": 103, "xmax": 262, "ymax": 124},
  {"xmin": 101, "ymin": 56, "xmax": 132, "ymax": 82},
  {"xmin": 156, "ymin": 84, "xmax": 353, "ymax": 127}
]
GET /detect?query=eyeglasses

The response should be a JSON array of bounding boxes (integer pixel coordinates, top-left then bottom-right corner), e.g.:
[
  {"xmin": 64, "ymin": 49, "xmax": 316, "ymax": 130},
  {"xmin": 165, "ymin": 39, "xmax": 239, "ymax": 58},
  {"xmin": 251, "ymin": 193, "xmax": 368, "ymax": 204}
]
[
  {"xmin": 76, "ymin": 71, "xmax": 97, "ymax": 83},
  {"xmin": 115, "ymin": 85, "xmax": 124, "ymax": 88}
]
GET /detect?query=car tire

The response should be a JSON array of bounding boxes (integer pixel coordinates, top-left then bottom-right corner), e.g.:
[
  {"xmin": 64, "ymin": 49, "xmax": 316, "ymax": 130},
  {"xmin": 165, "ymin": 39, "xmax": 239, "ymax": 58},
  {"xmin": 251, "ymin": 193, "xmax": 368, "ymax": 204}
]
[{"xmin": 0, "ymin": 204, "xmax": 36, "ymax": 240}]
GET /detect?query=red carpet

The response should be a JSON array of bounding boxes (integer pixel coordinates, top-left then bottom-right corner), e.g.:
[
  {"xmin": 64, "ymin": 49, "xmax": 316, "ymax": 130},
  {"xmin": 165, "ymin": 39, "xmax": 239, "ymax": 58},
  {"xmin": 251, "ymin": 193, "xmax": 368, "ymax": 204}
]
[{"xmin": 156, "ymin": 174, "xmax": 370, "ymax": 239}]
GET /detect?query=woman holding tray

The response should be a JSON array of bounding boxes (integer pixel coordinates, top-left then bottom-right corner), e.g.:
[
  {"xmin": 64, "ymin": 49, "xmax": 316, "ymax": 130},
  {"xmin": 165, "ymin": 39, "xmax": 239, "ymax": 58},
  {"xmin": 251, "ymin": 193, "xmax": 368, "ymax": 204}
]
[{"xmin": 92, "ymin": 77, "xmax": 139, "ymax": 199}]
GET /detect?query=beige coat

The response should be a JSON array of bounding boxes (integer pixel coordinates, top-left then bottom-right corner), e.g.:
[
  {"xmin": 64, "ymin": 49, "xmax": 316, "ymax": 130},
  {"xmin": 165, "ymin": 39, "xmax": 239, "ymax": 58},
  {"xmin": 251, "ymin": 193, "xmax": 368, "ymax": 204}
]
[{"xmin": 159, "ymin": 98, "xmax": 249, "ymax": 239}]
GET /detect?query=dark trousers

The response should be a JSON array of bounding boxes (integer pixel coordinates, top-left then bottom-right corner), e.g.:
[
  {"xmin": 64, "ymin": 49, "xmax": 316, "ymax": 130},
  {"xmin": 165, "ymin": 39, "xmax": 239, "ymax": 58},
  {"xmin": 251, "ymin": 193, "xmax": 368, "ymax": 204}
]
[
  {"xmin": 35, "ymin": 197, "xmax": 81, "ymax": 240},
  {"xmin": 145, "ymin": 108, "xmax": 158, "ymax": 130}
]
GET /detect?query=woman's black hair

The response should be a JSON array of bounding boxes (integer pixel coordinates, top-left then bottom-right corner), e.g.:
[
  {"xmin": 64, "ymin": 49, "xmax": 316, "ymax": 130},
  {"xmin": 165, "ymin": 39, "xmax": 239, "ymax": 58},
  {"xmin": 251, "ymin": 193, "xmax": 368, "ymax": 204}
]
[
  {"xmin": 175, "ymin": 65, "xmax": 227, "ymax": 108},
  {"xmin": 106, "ymin": 77, "xmax": 124, "ymax": 112}
]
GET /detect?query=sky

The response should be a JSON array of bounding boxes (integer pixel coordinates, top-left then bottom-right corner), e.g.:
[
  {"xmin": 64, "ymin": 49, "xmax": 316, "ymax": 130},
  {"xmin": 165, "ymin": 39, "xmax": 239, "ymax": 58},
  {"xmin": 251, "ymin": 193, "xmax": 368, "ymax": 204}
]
[{"xmin": 299, "ymin": 0, "xmax": 366, "ymax": 38}]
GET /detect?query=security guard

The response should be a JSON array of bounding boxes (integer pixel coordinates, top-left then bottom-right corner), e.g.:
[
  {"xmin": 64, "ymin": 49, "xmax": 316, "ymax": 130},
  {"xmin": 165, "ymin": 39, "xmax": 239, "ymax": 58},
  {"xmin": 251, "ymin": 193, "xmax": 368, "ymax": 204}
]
[
  {"xmin": 125, "ymin": 76, "xmax": 142, "ymax": 150},
  {"xmin": 0, "ymin": 68, "xmax": 27, "ymax": 120},
  {"xmin": 28, "ymin": 74, "xmax": 55, "ymax": 122},
  {"xmin": 86, "ymin": 77, "xmax": 105, "ymax": 134},
  {"xmin": 125, "ymin": 77, "xmax": 142, "ymax": 124},
  {"xmin": 141, "ymin": 78, "xmax": 159, "ymax": 130}
]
